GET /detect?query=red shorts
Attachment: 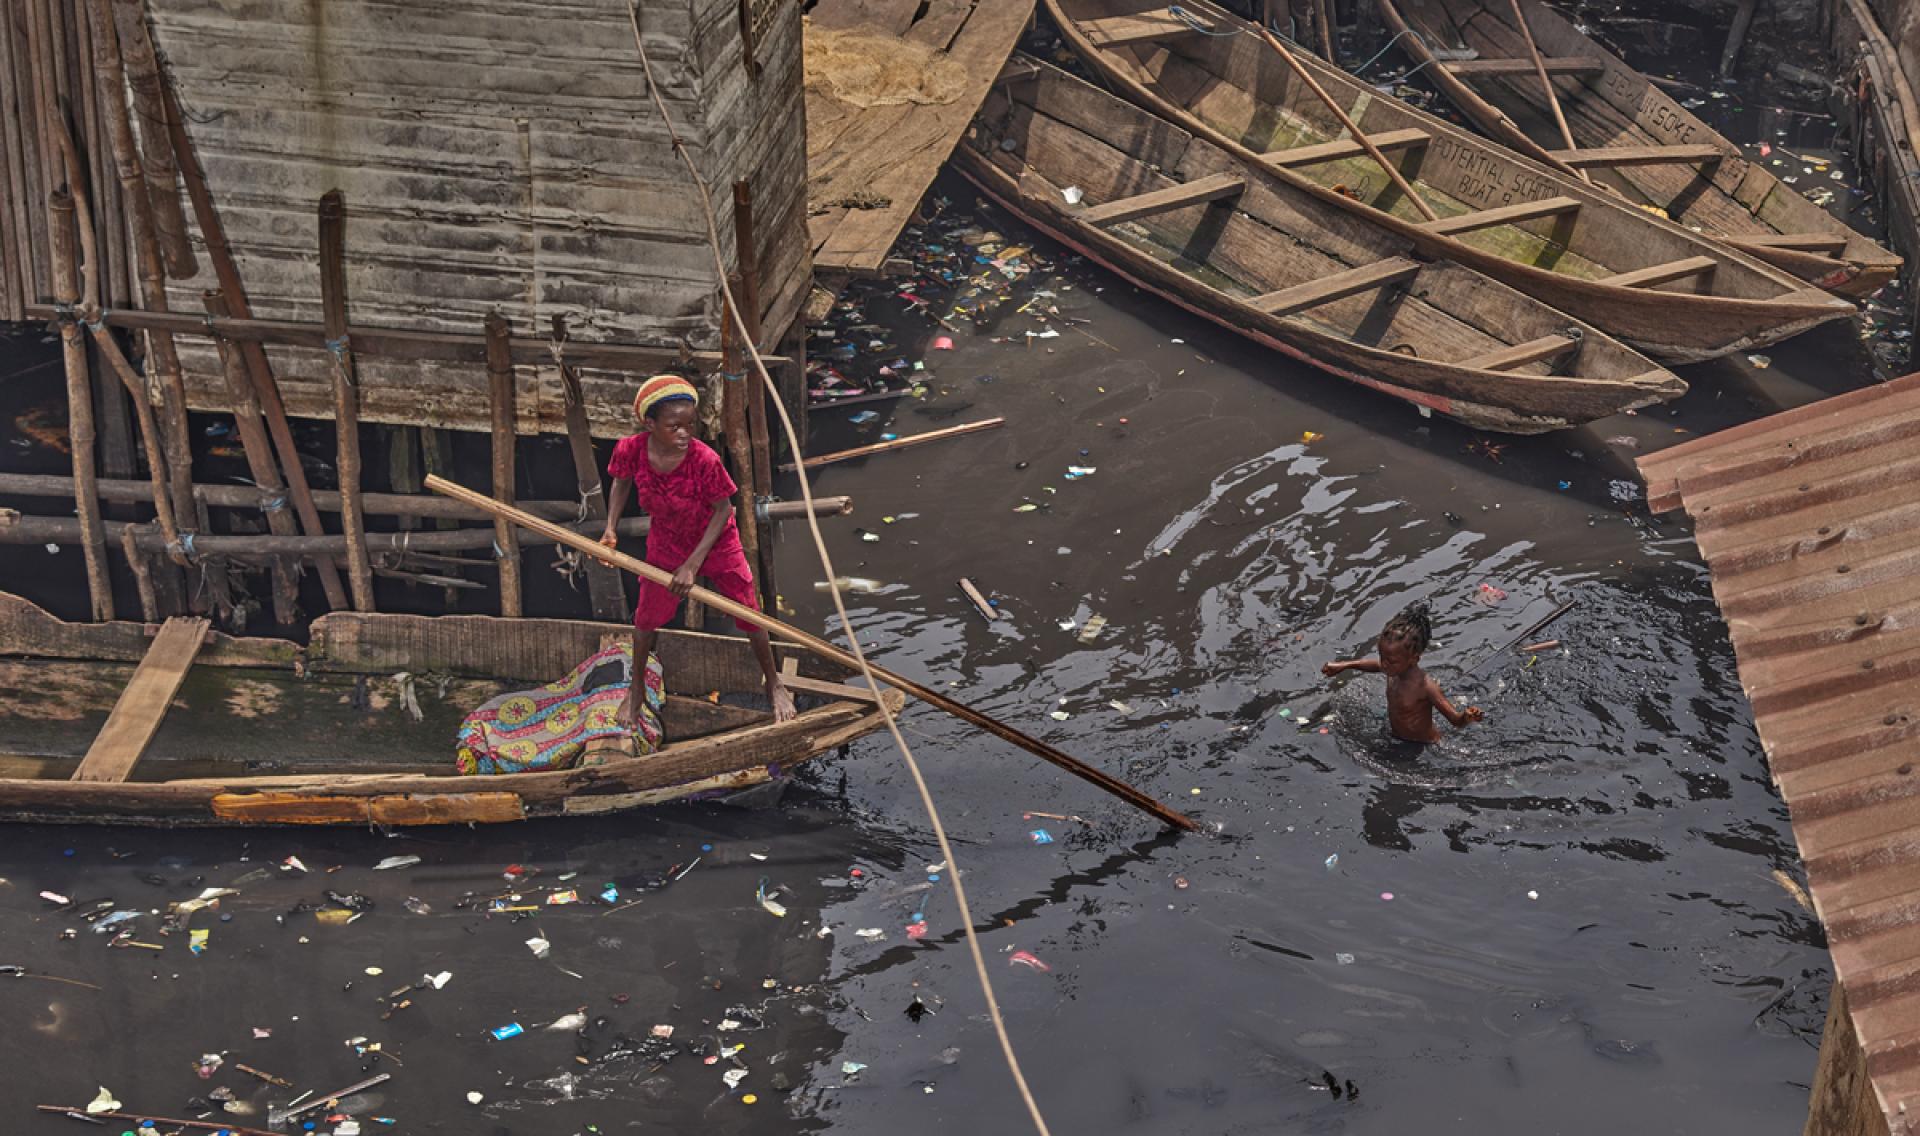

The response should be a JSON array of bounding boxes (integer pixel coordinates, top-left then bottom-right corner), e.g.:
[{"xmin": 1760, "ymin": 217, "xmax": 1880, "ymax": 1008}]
[{"xmin": 635, "ymin": 544, "xmax": 761, "ymax": 633}]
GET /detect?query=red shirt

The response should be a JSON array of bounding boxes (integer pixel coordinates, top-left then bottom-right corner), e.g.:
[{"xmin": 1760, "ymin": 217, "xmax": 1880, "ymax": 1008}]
[{"xmin": 608, "ymin": 436, "xmax": 742, "ymax": 563}]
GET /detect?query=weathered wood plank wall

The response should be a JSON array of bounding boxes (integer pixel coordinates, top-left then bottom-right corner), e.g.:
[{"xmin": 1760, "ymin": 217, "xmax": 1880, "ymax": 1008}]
[{"xmin": 0, "ymin": 0, "xmax": 809, "ymax": 437}]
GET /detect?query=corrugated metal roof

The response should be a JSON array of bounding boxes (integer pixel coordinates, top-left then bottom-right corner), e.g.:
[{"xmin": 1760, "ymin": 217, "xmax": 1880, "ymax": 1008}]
[{"xmin": 1639, "ymin": 371, "xmax": 1920, "ymax": 1134}]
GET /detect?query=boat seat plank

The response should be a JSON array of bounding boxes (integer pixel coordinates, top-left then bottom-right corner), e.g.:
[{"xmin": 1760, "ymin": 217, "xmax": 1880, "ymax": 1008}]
[
  {"xmin": 1080, "ymin": 172, "xmax": 1246, "ymax": 226},
  {"xmin": 1262, "ymin": 128, "xmax": 1432, "ymax": 168},
  {"xmin": 1250, "ymin": 257, "xmax": 1421, "ymax": 315},
  {"xmin": 1077, "ymin": 11, "xmax": 1204, "ymax": 45},
  {"xmin": 71, "ymin": 617, "xmax": 210, "ymax": 783},
  {"xmin": 1600, "ymin": 256, "xmax": 1718, "ymax": 288},
  {"xmin": 1444, "ymin": 57, "xmax": 1604, "ymax": 76},
  {"xmin": 1728, "ymin": 232, "xmax": 1852, "ymax": 254},
  {"xmin": 1548, "ymin": 144, "xmax": 1724, "ymax": 168},
  {"xmin": 1458, "ymin": 334, "xmax": 1581, "ymax": 372},
  {"xmin": 1422, "ymin": 196, "xmax": 1581, "ymax": 235},
  {"xmin": 780, "ymin": 657, "xmax": 884, "ymax": 703}
]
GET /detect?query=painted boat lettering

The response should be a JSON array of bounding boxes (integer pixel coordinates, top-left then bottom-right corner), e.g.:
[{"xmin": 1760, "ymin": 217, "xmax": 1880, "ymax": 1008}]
[{"xmin": 1606, "ymin": 70, "xmax": 1699, "ymax": 143}]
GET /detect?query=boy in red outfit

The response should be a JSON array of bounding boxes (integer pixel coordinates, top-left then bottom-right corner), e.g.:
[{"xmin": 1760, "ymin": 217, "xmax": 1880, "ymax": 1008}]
[{"xmin": 599, "ymin": 374, "xmax": 796, "ymax": 723}]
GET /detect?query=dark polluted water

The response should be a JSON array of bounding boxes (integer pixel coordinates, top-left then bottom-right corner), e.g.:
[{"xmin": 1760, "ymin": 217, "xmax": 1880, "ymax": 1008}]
[
  {"xmin": 1, "ymin": 31, "xmax": 1891, "ymax": 1136},
  {"xmin": 3, "ymin": 170, "xmax": 1857, "ymax": 1134}
]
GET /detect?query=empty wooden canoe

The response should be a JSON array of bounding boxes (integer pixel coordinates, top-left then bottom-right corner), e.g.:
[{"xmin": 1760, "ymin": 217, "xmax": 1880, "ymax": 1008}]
[
  {"xmin": 959, "ymin": 57, "xmax": 1684, "ymax": 433},
  {"xmin": 1376, "ymin": 0, "xmax": 1899, "ymax": 296},
  {"xmin": 1045, "ymin": 0, "xmax": 1858, "ymax": 362},
  {"xmin": 0, "ymin": 592, "xmax": 899, "ymax": 826}
]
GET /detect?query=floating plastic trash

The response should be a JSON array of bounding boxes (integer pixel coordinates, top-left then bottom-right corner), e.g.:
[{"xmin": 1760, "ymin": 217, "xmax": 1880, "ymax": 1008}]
[
  {"xmin": 1076, "ymin": 615, "xmax": 1107, "ymax": 643},
  {"xmin": 490, "ymin": 1023, "xmax": 525, "ymax": 1041},
  {"xmin": 1064, "ymin": 465, "xmax": 1095, "ymax": 479},
  {"xmin": 848, "ymin": 410, "xmax": 879, "ymax": 424},
  {"xmin": 1008, "ymin": 950, "xmax": 1051, "ymax": 972},
  {"xmin": 373, "ymin": 855, "xmax": 420, "ymax": 871},
  {"xmin": 1029, "ymin": 829, "xmax": 1054, "ymax": 845}
]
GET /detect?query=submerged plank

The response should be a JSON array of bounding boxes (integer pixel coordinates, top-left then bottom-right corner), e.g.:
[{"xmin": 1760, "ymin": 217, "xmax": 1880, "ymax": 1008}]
[{"xmin": 71, "ymin": 618, "xmax": 210, "ymax": 783}]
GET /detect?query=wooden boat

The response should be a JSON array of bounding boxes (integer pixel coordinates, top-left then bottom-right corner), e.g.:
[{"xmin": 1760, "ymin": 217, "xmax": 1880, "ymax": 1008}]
[
  {"xmin": 1043, "ymin": 0, "xmax": 1858, "ymax": 362},
  {"xmin": 1375, "ymin": 0, "xmax": 1899, "ymax": 296},
  {"xmin": 956, "ymin": 57, "xmax": 1684, "ymax": 432},
  {"xmin": 0, "ymin": 593, "xmax": 900, "ymax": 826}
]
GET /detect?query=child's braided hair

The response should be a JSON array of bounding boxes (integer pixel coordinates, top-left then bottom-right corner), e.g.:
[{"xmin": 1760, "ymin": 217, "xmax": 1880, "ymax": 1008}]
[{"xmin": 1382, "ymin": 601, "xmax": 1432, "ymax": 655}]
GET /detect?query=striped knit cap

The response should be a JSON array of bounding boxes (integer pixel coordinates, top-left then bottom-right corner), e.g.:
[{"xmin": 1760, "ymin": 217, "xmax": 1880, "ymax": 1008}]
[{"xmin": 633, "ymin": 374, "xmax": 699, "ymax": 422}]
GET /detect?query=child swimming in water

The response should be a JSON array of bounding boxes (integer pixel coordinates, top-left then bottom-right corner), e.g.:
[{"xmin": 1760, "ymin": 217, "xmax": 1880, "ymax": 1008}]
[
  {"xmin": 600, "ymin": 374, "xmax": 796, "ymax": 725},
  {"xmin": 1321, "ymin": 602, "xmax": 1482, "ymax": 743}
]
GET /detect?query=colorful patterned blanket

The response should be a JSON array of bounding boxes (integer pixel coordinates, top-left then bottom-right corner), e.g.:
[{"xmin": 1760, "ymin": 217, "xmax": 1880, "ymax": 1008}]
[{"xmin": 455, "ymin": 643, "xmax": 665, "ymax": 775}]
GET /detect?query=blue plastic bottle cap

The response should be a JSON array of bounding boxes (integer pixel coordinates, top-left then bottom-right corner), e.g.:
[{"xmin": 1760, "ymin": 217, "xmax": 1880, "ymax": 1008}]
[{"xmin": 701, "ymin": 844, "xmax": 713, "ymax": 852}]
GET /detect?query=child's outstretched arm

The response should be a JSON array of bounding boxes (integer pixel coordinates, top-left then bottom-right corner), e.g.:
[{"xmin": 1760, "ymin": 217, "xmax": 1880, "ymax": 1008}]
[
  {"xmin": 1322, "ymin": 657, "xmax": 1382, "ymax": 676},
  {"xmin": 1427, "ymin": 676, "xmax": 1483, "ymax": 727},
  {"xmin": 599, "ymin": 477, "xmax": 633, "ymax": 547}
]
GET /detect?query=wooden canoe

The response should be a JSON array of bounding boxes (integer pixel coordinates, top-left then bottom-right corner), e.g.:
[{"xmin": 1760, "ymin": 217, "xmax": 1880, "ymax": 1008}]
[
  {"xmin": 0, "ymin": 592, "xmax": 899, "ymax": 826},
  {"xmin": 1044, "ymin": 0, "xmax": 1858, "ymax": 362},
  {"xmin": 1375, "ymin": 0, "xmax": 1899, "ymax": 296},
  {"xmin": 958, "ymin": 57, "xmax": 1684, "ymax": 433}
]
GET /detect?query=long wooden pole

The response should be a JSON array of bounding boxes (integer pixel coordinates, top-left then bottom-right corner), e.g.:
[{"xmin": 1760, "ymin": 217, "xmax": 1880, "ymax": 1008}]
[
  {"xmin": 779, "ymin": 417, "xmax": 1006, "ymax": 471},
  {"xmin": 1256, "ymin": 28, "xmax": 1440, "ymax": 221},
  {"xmin": 49, "ymin": 187, "xmax": 114, "ymax": 621},
  {"xmin": 483, "ymin": 312, "xmax": 522, "ymax": 617},
  {"xmin": 424, "ymin": 474, "xmax": 1199, "ymax": 831},
  {"xmin": 318, "ymin": 189, "xmax": 375, "ymax": 612},
  {"xmin": 206, "ymin": 289, "xmax": 300, "ymax": 624},
  {"xmin": 719, "ymin": 291, "xmax": 765, "ymax": 592},
  {"xmin": 550, "ymin": 315, "xmax": 627, "ymax": 621},
  {"xmin": 1505, "ymin": 0, "xmax": 1590, "ymax": 183},
  {"xmin": 159, "ymin": 72, "xmax": 348, "ymax": 610}
]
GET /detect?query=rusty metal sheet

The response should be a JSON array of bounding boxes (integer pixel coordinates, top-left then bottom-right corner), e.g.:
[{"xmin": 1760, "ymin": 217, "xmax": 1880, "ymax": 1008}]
[{"xmin": 1639, "ymin": 370, "xmax": 1920, "ymax": 1133}]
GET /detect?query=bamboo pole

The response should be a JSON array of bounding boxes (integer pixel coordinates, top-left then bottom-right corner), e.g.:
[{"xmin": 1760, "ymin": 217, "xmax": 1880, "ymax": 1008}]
[
  {"xmin": 780, "ymin": 418, "xmax": 1005, "ymax": 471},
  {"xmin": 206, "ymin": 289, "xmax": 300, "ymax": 624},
  {"xmin": 0, "ymin": 473, "xmax": 852, "ymax": 524},
  {"xmin": 425, "ymin": 474, "xmax": 1200, "ymax": 832},
  {"xmin": 105, "ymin": 0, "xmax": 194, "ymax": 276},
  {"xmin": 158, "ymin": 69, "xmax": 348, "ymax": 611},
  {"xmin": 551, "ymin": 315, "xmax": 627, "ymax": 621},
  {"xmin": 731, "ymin": 182, "xmax": 774, "ymax": 500},
  {"xmin": 120, "ymin": 521, "xmax": 157, "ymax": 620},
  {"xmin": 318, "ymin": 189, "xmax": 375, "ymax": 612},
  {"xmin": 1505, "ymin": 0, "xmax": 1590, "ymax": 183},
  {"xmin": 484, "ymin": 313, "xmax": 522, "ymax": 617},
  {"xmin": 719, "ymin": 290, "xmax": 765, "ymax": 598},
  {"xmin": 1313, "ymin": 0, "xmax": 1336, "ymax": 61},
  {"xmin": 0, "ymin": 3, "xmax": 38, "ymax": 315},
  {"xmin": 1257, "ymin": 27, "xmax": 1440, "ymax": 221},
  {"xmin": 49, "ymin": 187, "xmax": 114, "ymax": 621},
  {"xmin": 84, "ymin": 0, "xmax": 194, "ymax": 531}
]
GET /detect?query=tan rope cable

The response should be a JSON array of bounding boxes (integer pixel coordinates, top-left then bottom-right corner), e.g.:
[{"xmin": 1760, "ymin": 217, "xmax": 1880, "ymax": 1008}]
[{"xmin": 620, "ymin": 6, "xmax": 1055, "ymax": 1133}]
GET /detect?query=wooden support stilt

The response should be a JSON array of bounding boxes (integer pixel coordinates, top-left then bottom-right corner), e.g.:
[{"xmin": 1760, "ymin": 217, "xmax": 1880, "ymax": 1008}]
[
  {"xmin": 49, "ymin": 187, "xmax": 115, "ymax": 622},
  {"xmin": 551, "ymin": 315, "xmax": 626, "ymax": 622},
  {"xmin": 484, "ymin": 313, "xmax": 523, "ymax": 618},
  {"xmin": 720, "ymin": 287, "xmax": 766, "ymax": 604},
  {"xmin": 205, "ymin": 290, "xmax": 300, "ymax": 626},
  {"xmin": 70, "ymin": 614, "xmax": 208, "ymax": 782},
  {"xmin": 731, "ymin": 181, "xmax": 779, "ymax": 598},
  {"xmin": 317, "ymin": 190, "xmax": 375, "ymax": 613},
  {"xmin": 120, "ymin": 521, "xmax": 157, "ymax": 621},
  {"xmin": 162, "ymin": 73, "xmax": 348, "ymax": 612},
  {"xmin": 85, "ymin": 0, "xmax": 194, "ymax": 541},
  {"xmin": 105, "ymin": 0, "xmax": 194, "ymax": 277},
  {"xmin": 1313, "ymin": 0, "xmax": 1335, "ymax": 60}
]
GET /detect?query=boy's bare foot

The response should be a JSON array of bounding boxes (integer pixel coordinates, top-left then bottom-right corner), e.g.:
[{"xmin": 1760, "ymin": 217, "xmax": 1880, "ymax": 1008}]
[{"xmin": 769, "ymin": 680, "xmax": 797, "ymax": 723}]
